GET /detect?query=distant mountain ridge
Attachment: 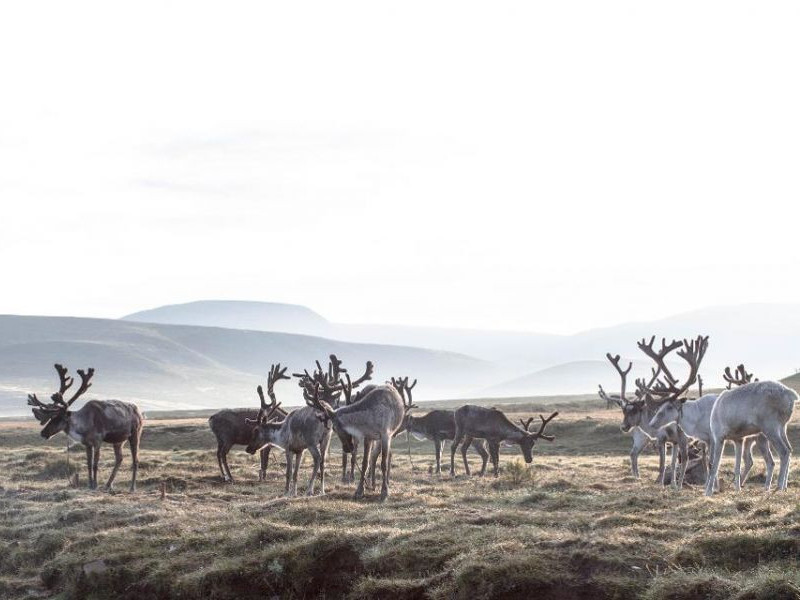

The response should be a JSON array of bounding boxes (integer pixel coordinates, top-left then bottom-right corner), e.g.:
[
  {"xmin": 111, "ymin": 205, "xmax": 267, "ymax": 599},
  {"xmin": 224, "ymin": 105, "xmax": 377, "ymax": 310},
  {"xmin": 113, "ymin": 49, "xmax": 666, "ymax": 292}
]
[{"xmin": 122, "ymin": 300, "xmax": 331, "ymax": 336}]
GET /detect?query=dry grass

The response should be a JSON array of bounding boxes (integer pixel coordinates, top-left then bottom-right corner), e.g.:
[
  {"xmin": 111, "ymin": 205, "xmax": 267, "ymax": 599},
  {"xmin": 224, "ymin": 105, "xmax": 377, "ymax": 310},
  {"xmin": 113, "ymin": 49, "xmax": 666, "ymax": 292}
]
[{"xmin": 2, "ymin": 410, "xmax": 800, "ymax": 599}]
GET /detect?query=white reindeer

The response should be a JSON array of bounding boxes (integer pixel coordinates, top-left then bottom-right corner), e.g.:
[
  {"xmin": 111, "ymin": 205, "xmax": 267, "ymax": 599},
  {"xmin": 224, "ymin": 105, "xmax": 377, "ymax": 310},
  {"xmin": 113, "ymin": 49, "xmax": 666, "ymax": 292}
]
[
  {"xmin": 705, "ymin": 380, "xmax": 796, "ymax": 496},
  {"xmin": 649, "ymin": 393, "xmax": 774, "ymax": 490}
]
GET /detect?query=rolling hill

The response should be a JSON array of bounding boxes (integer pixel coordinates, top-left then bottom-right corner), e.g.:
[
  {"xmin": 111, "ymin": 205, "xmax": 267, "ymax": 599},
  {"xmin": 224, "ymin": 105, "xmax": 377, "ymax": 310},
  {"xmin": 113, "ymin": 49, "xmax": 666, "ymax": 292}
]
[
  {"xmin": 122, "ymin": 300, "xmax": 800, "ymax": 391},
  {"xmin": 0, "ymin": 315, "xmax": 491, "ymax": 416}
]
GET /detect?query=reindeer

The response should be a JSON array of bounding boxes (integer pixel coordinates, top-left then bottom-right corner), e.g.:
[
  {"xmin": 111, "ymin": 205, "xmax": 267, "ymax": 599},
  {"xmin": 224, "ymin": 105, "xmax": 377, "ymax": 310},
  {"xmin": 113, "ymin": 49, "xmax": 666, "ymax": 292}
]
[
  {"xmin": 304, "ymin": 372, "xmax": 409, "ymax": 501},
  {"xmin": 208, "ymin": 363, "xmax": 290, "ymax": 482},
  {"xmin": 405, "ymin": 409, "xmax": 490, "ymax": 475},
  {"xmin": 704, "ymin": 366, "xmax": 796, "ymax": 496},
  {"xmin": 449, "ymin": 406, "xmax": 557, "ymax": 476},
  {"xmin": 649, "ymin": 363, "xmax": 774, "ymax": 490},
  {"xmin": 600, "ymin": 340, "xmax": 685, "ymax": 484},
  {"xmin": 28, "ymin": 364, "xmax": 143, "ymax": 491},
  {"xmin": 293, "ymin": 356, "xmax": 374, "ymax": 484},
  {"xmin": 244, "ymin": 391, "xmax": 332, "ymax": 497},
  {"xmin": 384, "ymin": 376, "xmax": 491, "ymax": 476}
]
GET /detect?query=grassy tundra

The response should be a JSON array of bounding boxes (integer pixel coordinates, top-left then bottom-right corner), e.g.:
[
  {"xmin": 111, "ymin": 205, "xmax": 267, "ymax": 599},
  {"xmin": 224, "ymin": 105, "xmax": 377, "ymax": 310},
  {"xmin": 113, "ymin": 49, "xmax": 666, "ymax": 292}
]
[{"xmin": 1, "ymin": 398, "xmax": 800, "ymax": 599}]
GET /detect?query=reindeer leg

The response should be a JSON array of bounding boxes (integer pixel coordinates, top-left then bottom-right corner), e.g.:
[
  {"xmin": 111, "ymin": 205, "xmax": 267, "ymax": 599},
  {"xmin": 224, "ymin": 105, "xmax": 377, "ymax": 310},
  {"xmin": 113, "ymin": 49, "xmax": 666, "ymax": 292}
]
[
  {"xmin": 369, "ymin": 444, "xmax": 380, "ymax": 490},
  {"xmin": 765, "ymin": 424, "xmax": 792, "ymax": 491},
  {"xmin": 85, "ymin": 445, "xmax": 94, "ymax": 490},
  {"xmin": 341, "ymin": 451, "xmax": 349, "ymax": 484},
  {"xmin": 434, "ymin": 437, "xmax": 443, "ymax": 475},
  {"xmin": 669, "ymin": 441, "xmax": 679, "ymax": 489},
  {"xmin": 284, "ymin": 449, "xmax": 293, "ymax": 496},
  {"xmin": 105, "ymin": 443, "xmax": 124, "ymax": 490},
  {"xmin": 740, "ymin": 438, "xmax": 755, "ymax": 487},
  {"xmin": 450, "ymin": 429, "xmax": 464, "ymax": 476},
  {"xmin": 461, "ymin": 435, "xmax": 474, "ymax": 476},
  {"xmin": 379, "ymin": 435, "xmax": 391, "ymax": 502},
  {"xmin": 306, "ymin": 446, "xmax": 321, "ymax": 496},
  {"xmin": 259, "ymin": 447, "xmax": 270, "ymax": 482},
  {"xmin": 355, "ymin": 440, "xmax": 372, "ymax": 499},
  {"xmin": 221, "ymin": 443, "xmax": 235, "ymax": 483},
  {"xmin": 216, "ymin": 442, "xmax": 227, "ymax": 482},
  {"xmin": 318, "ymin": 436, "xmax": 328, "ymax": 496},
  {"xmin": 91, "ymin": 446, "xmax": 100, "ymax": 490},
  {"xmin": 732, "ymin": 440, "xmax": 744, "ymax": 491},
  {"xmin": 489, "ymin": 442, "xmax": 500, "ymax": 477},
  {"xmin": 350, "ymin": 439, "xmax": 358, "ymax": 484},
  {"xmin": 705, "ymin": 436, "xmax": 725, "ymax": 497},
  {"xmin": 292, "ymin": 452, "xmax": 301, "ymax": 496},
  {"xmin": 757, "ymin": 434, "xmax": 775, "ymax": 491},
  {"xmin": 129, "ymin": 430, "xmax": 140, "ymax": 492},
  {"xmin": 475, "ymin": 441, "xmax": 489, "ymax": 477}
]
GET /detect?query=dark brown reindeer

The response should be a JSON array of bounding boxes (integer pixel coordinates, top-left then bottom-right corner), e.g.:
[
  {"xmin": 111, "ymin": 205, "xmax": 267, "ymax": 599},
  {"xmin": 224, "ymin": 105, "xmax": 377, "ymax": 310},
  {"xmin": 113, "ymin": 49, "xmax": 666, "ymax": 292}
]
[
  {"xmin": 450, "ymin": 406, "xmax": 558, "ymax": 476},
  {"xmin": 208, "ymin": 363, "xmax": 289, "ymax": 482},
  {"xmin": 28, "ymin": 364, "xmax": 143, "ymax": 491},
  {"xmin": 294, "ymin": 355, "xmax": 374, "ymax": 484},
  {"xmin": 405, "ymin": 409, "xmax": 490, "ymax": 474},
  {"xmin": 305, "ymin": 373, "xmax": 409, "ymax": 501}
]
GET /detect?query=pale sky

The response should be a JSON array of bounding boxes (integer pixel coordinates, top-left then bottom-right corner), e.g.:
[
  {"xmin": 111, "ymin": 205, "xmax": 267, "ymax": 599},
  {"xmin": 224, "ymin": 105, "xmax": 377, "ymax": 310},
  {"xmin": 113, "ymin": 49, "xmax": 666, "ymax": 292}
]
[{"xmin": 1, "ymin": 1, "xmax": 799, "ymax": 334}]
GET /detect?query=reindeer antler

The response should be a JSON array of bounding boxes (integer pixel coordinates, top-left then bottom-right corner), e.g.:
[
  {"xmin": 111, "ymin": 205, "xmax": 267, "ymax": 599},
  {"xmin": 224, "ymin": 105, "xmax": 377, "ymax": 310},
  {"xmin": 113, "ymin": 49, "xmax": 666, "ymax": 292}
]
[
  {"xmin": 519, "ymin": 417, "xmax": 535, "ymax": 432},
  {"xmin": 604, "ymin": 353, "xmax": 632, "ymax": 405},
  {"xmin": 532, "ymin": 411, "xmax": 558, "ymax": 441},
  {"xmin": 723, "ymin": 364, "xmax": 755, "ymax": 389},
  {"xmin": 646, "ymin": 336, "xmax": 709, "ymax": 403},
  {"xmin": 64, "ymin": 368, "xmax": 94, "ymax": 407},
  {"xmin": 52, "ymin": 364, "xmax": 74, "ymax": 403}
]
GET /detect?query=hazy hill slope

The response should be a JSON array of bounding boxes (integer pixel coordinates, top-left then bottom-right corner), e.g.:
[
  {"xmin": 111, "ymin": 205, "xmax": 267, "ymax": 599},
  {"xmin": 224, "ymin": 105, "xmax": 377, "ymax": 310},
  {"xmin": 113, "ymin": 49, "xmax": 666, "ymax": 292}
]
[
  {"xmin": 120, "ymin": 301, "xmax": 800, "ymax": 392},
  {"xmin": 0, "ymin": 315, "xmax": 490, "ymax": 416},
  {"xmin": 483, "ymin": 359, "xmax": 688, "ymax": 398}
]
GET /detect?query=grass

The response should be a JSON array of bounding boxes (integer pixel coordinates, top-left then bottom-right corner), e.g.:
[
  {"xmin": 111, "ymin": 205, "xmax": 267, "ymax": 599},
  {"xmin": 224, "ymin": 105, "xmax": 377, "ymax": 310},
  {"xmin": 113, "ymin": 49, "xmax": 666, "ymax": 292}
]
[{"xmin": 1, "ymin": 407, "xmax": 800, "ymax": 599}]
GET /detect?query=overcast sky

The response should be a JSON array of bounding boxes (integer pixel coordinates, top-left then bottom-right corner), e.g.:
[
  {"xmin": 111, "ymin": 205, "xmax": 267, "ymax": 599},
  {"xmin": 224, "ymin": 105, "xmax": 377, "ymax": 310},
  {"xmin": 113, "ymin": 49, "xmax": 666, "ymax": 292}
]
[{"xmin": 1, "ymin": 1, "xmax": 799, "ymax": 334}]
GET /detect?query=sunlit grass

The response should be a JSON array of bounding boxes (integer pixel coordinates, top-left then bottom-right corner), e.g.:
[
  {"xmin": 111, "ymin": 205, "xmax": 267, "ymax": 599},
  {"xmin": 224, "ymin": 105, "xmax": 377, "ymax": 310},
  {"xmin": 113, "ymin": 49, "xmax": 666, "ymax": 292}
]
[{"xmin": 1, "ymin": 411, "xmax": 799, "ymax": 599}]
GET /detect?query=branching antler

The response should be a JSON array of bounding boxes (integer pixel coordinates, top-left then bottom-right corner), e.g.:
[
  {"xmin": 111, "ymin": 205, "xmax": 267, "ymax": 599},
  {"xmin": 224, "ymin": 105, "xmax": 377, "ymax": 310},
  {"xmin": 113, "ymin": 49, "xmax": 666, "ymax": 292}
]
[
  {"xmin": 532, "ymin": 411, "xmax": 558, "ymax": 441},
  {"xmin": 723, "ymin": 364, "xmax": 756, "ymax": 389},
  {"xmin": 64, "ymin": 368, "xmax": 94, "ymax": 407},
  {"xmin": 644, "ymin": 336, "xmax": 709, "ymax": 403},
  {"xmin": 604, "ymin": 353, "xmax": 632, "ymax": 405},
  {"xmin": 52, "ymin": 364, "xmax": 74, "ymax": 402},
  {"xmin": 519, "ymin": 417, "xmax": 535, "ymax": 431}
]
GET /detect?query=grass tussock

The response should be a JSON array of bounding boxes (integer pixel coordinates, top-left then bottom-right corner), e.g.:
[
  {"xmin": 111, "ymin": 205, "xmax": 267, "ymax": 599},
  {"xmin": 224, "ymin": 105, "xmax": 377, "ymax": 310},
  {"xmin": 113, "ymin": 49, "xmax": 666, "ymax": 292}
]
[{"xmin": 1, "ymin": 411, "xmax": 800, "ymax": 599}]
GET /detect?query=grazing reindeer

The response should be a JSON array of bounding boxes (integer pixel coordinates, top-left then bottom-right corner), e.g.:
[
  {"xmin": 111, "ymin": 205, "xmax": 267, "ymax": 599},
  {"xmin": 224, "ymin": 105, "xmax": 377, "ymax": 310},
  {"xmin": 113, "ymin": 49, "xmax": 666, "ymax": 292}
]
[
  {"xmin": 649, "ymin": 363, "xmax": 773, "ymax": 490},
  {"xmin": 704, "ymin": 366, "xmax": 796, "ymax": 496},
  {"xmin": 305, "ymin": 373, "xmax": 409, "ymax": 501},
  {"xmin": 450, "ymin": 406, "xmax": 557, "ymax": 476},
  {"xmin": 600, "ymin": 342, "xmax": 683, "ymax": 483},
  {"xmin": 294, "ymin": 356, "xmax": 374, "ymax": 484},
  {"xmin": 28, "ymin": 364, "xmax": 143, "ymax": 491},
  {"xmin": 405, "ymin": 409, "xmax": 490, "ymax": 475},
  {"xmin": 245, "ymin": 394, "xmax": 332, "ymax": 497},
  {"xmin": 208, "ymin": 363, "xmax": 289, "ymax": 482}
]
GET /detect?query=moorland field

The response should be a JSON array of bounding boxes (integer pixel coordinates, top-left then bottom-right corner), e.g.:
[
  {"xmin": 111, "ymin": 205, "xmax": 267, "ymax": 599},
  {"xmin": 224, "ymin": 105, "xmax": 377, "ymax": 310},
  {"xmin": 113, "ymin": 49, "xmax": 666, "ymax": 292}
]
[{"xmin": 2, "ymin": 397, "xmax": 800, "ymax": 599}]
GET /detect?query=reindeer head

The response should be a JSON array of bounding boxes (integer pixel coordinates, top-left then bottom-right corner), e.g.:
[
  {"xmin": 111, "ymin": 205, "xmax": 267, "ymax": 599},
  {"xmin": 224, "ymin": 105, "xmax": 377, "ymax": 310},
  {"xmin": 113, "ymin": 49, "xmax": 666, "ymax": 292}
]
[
  {"xmin": 28, "ymin": 364, "xmax": 94, "ymax": 439},
  {"xmin": 245, "ymin": 363, "xmax": 289, "ymax": 453},
  {"xmin": 517, "ymin": 412, "xmax": 558, "ymax": 463},
  {"xmin": 390, "ymin": 376, "xmax": 418, "ymax": 431},
  {"xmin": 648, "ymin": 398, "xmax": 682, "ymax": 430},
  {"xmin": 605, "ymin": 336, "xmax": 707, "ymax": 433}
]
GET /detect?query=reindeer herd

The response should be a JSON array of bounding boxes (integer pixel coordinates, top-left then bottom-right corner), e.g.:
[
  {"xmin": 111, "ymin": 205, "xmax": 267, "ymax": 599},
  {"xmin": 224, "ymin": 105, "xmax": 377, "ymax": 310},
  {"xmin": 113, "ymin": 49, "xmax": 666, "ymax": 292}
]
[
  {"xmin": 599, "ymin": 335, "xmax": 797, "ymax": 496},
  {"xmin": 24, "ymin": 334, "xmax": 798, "ymax": 501}
]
